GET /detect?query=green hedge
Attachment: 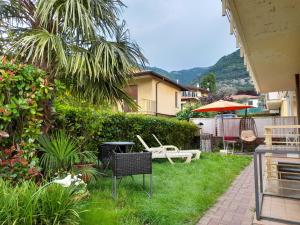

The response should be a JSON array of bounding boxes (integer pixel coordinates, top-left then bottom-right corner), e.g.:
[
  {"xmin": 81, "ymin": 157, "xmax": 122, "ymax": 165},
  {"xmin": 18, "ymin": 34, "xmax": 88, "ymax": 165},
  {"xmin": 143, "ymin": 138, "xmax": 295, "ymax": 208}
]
[{"xmin": 54, "ymin": 104, "xmax": 198, "ymax": 152}]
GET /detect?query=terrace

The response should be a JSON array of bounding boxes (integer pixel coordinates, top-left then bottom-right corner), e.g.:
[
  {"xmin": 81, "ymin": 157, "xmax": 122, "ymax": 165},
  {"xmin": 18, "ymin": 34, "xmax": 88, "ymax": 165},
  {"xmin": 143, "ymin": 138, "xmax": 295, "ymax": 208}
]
[{"xmin": 222, "ymin": 0, "xmax": 300, "ymax": 224}]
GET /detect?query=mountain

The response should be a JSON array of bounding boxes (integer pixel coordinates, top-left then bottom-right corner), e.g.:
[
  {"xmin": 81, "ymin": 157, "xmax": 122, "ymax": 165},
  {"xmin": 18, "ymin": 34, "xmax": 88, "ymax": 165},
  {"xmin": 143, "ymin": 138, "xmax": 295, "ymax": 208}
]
[
  {"xmin": 146, "ymin": 49, "xmax": 254, "ymax": 91},
  {"xmin": 169, "ymin": 67, "xmax": 209, "ymax": 84},
  {"xmin": 146, "ymin": 66, "xmax": 208, "ymax": 85},
  {"xmin": 203, "ymin": 50, "xmax": 253, "ymax": 91},
  {"xmin": 145, "ymin": 66, "xmax": 172, "ymax": 78}
]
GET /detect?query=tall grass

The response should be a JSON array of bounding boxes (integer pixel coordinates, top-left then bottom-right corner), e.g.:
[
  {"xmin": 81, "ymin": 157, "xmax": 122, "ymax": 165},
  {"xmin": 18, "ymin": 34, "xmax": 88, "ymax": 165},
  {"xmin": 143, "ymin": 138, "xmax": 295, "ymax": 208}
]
[
  {"xmin": 0, "ymin": 181, "xmax": 36, "ymax": 224},
  {"xmin": 0, "ymin": 180, "xmax": 85, "ymax": 225},
  {"xmin": 81, "ymin": 153, "xmax": 252, "ymax": 225}
]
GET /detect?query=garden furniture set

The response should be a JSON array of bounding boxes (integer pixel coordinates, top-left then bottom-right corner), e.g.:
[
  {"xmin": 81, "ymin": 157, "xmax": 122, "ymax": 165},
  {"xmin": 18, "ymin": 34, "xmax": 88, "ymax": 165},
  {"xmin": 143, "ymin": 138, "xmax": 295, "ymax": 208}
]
[
  {"xmin": 98, "ymin": 135, "xmax": 201, "ymax": 198},
  {"xmin": 193, "ymin": 100, "xmax": 254, "ymax": 155}
]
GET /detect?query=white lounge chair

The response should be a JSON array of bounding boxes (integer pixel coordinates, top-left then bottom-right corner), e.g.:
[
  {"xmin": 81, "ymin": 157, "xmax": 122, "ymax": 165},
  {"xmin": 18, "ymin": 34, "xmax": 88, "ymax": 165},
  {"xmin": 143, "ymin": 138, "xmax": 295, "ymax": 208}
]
[
  {"xmin": 136, "ymin": 135, "xmax": 192, "ymax": 164},
  {"xmin": 152, "ymin": 134, "xmax": 201, "ymax": 160}
]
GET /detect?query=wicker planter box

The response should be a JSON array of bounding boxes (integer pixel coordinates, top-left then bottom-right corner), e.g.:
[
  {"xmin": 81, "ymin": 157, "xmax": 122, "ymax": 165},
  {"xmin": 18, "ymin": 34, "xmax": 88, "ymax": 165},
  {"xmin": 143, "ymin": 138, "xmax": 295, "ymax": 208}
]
[
  {"xmin": 112, "ymin": 151, "xmax": 152, "ymax": 177},
  {"xmin": 111, "ymin": 151, "xmax": 152, "ymax": 198},
  {"xmin": 98, "ymin": 144, "xmax": 112, "ymax": 168}
]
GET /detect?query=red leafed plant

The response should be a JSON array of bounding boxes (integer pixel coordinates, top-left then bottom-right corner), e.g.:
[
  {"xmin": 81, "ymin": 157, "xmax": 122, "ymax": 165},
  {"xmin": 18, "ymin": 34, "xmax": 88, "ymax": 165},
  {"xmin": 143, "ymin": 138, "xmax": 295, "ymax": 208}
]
[
  {"xmin": 0, "ymin": 58, "xmax": 54, "ymax": 184},
  {"xmin": 0, "ymin": 144, "xmax": 41, "ymax": 184}
]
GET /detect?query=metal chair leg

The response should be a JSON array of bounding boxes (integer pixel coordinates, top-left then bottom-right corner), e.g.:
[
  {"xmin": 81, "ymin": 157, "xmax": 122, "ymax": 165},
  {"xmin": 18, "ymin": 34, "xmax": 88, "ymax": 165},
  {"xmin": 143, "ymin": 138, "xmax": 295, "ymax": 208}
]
[
  {"xmin": 112, "ymin": 176, "xmax": 117, "ymax": 199},
  {"xmin": 149, "ymin": 174, "xmax": 152, "ymax": 198}
]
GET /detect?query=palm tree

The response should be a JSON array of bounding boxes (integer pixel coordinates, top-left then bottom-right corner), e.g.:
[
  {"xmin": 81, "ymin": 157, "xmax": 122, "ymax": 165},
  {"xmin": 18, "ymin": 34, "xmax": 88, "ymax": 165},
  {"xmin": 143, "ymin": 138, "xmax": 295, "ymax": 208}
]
[{"xmin": 0, "ymin": 0, "xmax": 146, "ymax": 105}]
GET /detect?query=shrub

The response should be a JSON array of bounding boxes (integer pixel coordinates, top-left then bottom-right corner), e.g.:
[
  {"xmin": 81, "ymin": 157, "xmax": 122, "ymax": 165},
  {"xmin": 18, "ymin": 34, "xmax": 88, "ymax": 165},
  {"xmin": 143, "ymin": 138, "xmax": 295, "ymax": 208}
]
[
  {"xmin": 0, "ymin": 58, "xmax": 55, "ymax": 183},
  {"xmin": 176, "ymin": 103, "xmax": 213, "ymax": 121},
  {"xmin": 0, "ymin": 179, "xmax": 84, "ymax": 225},
  {"xmin": 0, "ymin": 144, "xmax": 40, "ymax": 182},
  {"xmin": 54, "ymin": 103, "xmax": 198, "ymax": 152}
]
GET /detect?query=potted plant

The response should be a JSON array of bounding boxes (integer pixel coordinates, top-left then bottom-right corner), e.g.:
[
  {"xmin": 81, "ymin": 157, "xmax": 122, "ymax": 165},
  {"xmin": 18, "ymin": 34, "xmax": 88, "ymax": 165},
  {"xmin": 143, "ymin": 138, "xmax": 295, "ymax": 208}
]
[{"xmin": 38, "ymin": 131, "xmax": 98, "ymax": 182}]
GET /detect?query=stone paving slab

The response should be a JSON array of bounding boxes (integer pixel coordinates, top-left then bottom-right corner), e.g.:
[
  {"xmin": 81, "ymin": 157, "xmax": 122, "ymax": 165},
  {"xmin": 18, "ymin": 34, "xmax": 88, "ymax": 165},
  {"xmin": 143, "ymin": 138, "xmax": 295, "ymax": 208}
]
[{"xmin": 197, "ymin": 161, "xmax": 255, "ymax": 225}]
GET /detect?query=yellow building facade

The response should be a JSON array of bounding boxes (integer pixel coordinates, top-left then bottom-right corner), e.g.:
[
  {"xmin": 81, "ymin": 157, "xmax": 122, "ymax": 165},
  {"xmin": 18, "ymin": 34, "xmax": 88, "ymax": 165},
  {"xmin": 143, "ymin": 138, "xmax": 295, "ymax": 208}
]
[
  {"xmin": 119, "ymin": 71, "xmax": 187, "ymax": 117},
  {"xmin": 266, "ymin": 91, "xmax": 297, "ymax": 117}
]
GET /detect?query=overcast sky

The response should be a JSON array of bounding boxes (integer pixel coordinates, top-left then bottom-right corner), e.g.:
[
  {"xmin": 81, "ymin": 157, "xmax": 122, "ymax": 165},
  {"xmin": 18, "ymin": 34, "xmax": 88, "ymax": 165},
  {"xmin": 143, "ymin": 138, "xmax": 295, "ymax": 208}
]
[{"xmin": 122, "ymin": 0, "xmax": 237, "ymax": 71}]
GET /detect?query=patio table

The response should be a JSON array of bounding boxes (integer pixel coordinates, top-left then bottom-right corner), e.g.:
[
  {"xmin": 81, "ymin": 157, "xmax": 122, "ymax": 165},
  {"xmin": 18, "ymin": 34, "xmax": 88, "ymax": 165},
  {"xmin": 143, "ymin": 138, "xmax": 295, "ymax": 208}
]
[{"xmin": 98, "ymin": 141, "xmax": 135, "ymax": 170}]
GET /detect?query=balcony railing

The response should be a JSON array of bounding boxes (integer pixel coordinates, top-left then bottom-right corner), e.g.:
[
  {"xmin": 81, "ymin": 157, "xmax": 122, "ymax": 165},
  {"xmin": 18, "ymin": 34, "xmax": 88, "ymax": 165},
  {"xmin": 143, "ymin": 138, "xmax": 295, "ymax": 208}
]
[
  {"xmin": 137, "ymin": 99, "xmax": 156, "ymax": 115},
  {"xmin": 123, "ymin": 99, "xmax": 156, "ymax": 115},
  {"xmin": 266, "ymin": 92, "xmax": 281, "ymax": 100},
  {"xmin": 264, "ymin": 124, "xmax": 300, "ymax": 148}
]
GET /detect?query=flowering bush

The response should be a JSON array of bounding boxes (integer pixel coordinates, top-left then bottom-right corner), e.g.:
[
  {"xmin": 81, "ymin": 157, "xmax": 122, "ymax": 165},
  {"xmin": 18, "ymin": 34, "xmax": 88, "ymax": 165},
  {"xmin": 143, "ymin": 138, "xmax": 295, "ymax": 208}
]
[{"xmin": 0, "ymin": 56, "xmax": 54, "ymax": 183}]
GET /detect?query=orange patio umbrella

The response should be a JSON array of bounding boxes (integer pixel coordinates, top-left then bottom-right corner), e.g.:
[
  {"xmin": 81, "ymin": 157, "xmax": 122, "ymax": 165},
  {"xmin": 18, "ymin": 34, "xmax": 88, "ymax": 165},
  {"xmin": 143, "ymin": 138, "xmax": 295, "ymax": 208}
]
[
  {"xmin": 193, "ymin": 100, "xmax": 253, "ymax": 150},
  {"xmin": 192, "ymin": 100, "xmax": 253, "ymax": 113}
]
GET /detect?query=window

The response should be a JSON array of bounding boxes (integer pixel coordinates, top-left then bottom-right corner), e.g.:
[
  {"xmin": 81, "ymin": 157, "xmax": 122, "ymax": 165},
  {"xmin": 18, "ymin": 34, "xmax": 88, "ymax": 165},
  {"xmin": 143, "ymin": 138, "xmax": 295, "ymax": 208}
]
[
  {"xmin": 123, "ymin": 85, "xmax": 138, "ymax": 112},
  {"xmin": 248, "ymin": 100, "xmax": 253, "ymax": 106},
  {"xmin": 175, "ymin": 92, "xmax": 178, "ymax": 108}
]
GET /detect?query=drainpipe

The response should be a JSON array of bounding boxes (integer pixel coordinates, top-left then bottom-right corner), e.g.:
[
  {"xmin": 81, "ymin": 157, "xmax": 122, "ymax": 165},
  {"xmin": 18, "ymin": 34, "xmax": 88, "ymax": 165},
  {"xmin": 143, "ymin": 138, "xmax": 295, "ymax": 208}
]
[{"xmin": 155, "ymin": 81, "xmax": 161, "ymax": 116}]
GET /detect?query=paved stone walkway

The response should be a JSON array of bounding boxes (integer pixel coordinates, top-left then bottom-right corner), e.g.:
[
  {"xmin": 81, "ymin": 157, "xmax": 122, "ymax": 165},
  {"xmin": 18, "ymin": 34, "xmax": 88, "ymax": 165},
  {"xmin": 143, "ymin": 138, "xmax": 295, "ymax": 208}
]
[{"xmin": 197, "ymin": 161, "xmax": 255, "ymax": 225}]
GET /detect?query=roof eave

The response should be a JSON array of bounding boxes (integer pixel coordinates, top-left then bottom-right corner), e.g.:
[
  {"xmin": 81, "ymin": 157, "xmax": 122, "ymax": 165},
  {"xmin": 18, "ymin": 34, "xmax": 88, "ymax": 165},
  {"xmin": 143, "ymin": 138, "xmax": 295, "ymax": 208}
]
[
  {"xmin": 133, "ymin": 71, "xmax": 189, "ymax": 91},
  {"xmin": 223, "ymin": 0, "xmax": 261, "ymax": 92}
]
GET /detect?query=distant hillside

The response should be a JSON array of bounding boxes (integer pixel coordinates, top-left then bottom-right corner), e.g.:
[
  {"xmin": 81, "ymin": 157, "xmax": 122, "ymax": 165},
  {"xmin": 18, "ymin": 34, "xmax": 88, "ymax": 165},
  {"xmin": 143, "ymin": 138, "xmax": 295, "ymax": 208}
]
[
  {"xmin": 203, "ymin": 50, "xmax": 253, "ymax": 91},
  {"xmin": 146, "ymin": 49, "xmax": 254, "ymax": 91},
  {"xmin": 146, "ymin": 66, "xmax": 208, "ymax": 85},
  {"xmin": 145, "ymin": 66, "xmax": 172, "ymax": 77},
  {"xmin": 169, "ymin": 67, "xmax": 209, "ymax": 84}
]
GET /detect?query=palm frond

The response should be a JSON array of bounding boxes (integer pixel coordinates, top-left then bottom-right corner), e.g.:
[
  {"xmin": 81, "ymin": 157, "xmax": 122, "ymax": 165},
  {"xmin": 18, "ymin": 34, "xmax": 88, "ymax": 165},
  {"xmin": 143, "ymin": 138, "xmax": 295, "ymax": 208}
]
[
  {"xmin": 0, "ymin": 0, "xmax": 148, "ymax": 107},
  {"xmin": 65, "ymin": 23, "xmax": 146, "ymax": 104},
  {"xmin": 15, "ymin": 28, "xmax": 67, "ymax": 71},
  {"xmin": 38, "ymin": 131, "xmax": 81, "ymax": 174},
  {"xmin": 36, "ymin": 0, "xmax": 123, "ymax": 37},
  {"xmin": 67, "ymin": 74, "xmax": 137, "ymax": 107}
]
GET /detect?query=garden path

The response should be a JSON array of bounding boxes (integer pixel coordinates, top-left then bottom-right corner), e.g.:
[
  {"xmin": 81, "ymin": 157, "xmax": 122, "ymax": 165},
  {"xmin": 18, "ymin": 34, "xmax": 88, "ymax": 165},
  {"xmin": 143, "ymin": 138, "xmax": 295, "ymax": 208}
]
[{"xmin": 197, "ymin": 161, "xmax": 255, "ymax": 225}]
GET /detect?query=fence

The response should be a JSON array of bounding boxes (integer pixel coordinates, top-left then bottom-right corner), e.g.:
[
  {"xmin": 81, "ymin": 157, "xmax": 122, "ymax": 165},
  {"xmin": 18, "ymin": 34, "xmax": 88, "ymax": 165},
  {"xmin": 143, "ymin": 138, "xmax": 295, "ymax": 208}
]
[{"xmin": 191, "ymin": 116, "xmax": 297, "ymax": 138}]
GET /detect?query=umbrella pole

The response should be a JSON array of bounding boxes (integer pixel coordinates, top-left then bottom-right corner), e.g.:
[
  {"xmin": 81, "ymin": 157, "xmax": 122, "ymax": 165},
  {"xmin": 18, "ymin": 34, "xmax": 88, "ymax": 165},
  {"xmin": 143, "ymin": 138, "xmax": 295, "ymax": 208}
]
[{"xmin": 222, "ymin": 113, "xmax": 225, "ymax": 150}]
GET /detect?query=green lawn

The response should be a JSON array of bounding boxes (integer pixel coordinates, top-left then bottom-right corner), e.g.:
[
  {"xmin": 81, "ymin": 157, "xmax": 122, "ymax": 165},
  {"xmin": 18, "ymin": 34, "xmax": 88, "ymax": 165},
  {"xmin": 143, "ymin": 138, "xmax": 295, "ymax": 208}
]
[{"xmin": 80, "ymin": 153, "xmax": 252, "ymax": 225}]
